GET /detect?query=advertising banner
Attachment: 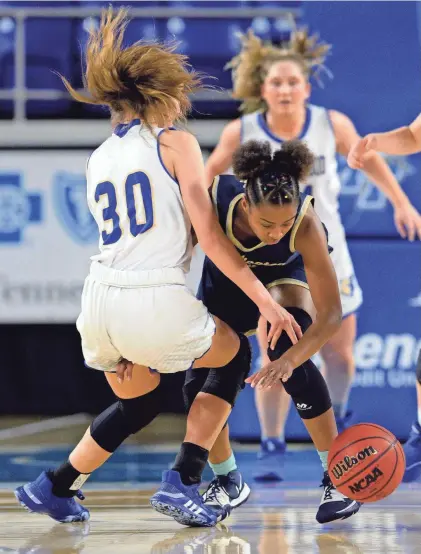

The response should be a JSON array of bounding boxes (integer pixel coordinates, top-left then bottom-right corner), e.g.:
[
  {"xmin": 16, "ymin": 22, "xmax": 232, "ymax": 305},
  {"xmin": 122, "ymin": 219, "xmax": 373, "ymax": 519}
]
[{"xmin": 0, "ymin": 150, "xmax": 97, "ymax": 322}]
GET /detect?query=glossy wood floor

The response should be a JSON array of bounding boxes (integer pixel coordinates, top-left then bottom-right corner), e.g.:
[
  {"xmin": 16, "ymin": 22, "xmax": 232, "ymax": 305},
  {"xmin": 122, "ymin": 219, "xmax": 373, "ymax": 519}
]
[{"xmin": 0, "ymin": 418, "xmax": 420, "ymax": 553}]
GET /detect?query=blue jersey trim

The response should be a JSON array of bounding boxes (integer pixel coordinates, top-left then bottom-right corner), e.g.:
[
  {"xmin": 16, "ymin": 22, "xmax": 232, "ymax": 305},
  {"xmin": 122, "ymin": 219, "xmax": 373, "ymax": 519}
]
[
  {"xmin": 113, "ymin": 118, "xmax": 141, "ymax": 138},
  {"xmin": 157, "ymin": 128, "xmax": 179, "ymax": 185},
  {"xmin": 257, "ymin": 107, "xmax": 312, "ymax": 143}
]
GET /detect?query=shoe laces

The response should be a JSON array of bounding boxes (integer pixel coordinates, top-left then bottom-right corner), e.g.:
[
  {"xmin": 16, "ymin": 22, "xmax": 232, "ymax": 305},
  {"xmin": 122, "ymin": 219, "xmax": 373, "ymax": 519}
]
[
  {"xmin": 206, "ymin": 479, "xmax": 223, "ymax": 503},
  {"xmin": 321, "ymin": 474, "xmax": 334, "ymax": 501}
]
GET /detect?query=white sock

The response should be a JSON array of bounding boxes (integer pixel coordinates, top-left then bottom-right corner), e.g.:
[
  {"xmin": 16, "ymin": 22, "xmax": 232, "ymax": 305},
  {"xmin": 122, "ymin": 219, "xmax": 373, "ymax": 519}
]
[{"xmin": 318, "ymin": 450, "xmax": 329, "ymax": 472}]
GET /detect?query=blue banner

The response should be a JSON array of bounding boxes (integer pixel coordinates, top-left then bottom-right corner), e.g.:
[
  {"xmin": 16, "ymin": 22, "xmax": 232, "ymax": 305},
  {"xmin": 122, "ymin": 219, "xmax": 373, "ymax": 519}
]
[
  {"xmin": 229, "ymin": 240, "xmax": 421, "ymax": 441},
  {"xmin": 304, "ymin": 1, "xmax": 421, "ymax": 237}
]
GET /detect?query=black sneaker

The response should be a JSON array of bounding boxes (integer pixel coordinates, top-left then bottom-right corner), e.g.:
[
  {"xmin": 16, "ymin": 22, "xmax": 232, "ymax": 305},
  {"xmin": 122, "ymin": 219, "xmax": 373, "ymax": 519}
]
[{"xmin": 316, "ymin": 471, "xmax": 361, "ymax": 524}]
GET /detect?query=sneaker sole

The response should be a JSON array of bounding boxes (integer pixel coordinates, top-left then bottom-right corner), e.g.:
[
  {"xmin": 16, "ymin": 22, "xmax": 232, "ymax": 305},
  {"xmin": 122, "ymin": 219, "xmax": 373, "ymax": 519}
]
[
  {"xmin": 14, "ymin": 490, "xmax": 35, "ymax": 514},
  {"xmin": 316, "ymin": 501, "xmax": 361, "ymax": 524},
  {"xmin": 232, "ymin": 483, "xmax": 251, "ymax": 508},
  {"xmin": 150, "ymin": 499, "xmax": 216, "ymax": 528},
  {"xmin": 14, "ymin": 488, "xmax": 90, "ymax": 523}
]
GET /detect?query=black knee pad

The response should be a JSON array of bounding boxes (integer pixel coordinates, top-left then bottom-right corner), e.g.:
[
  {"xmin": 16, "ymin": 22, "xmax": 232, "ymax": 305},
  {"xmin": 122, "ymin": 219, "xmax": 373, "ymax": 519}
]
[
  {"xmin": 267, "ymin": 307, "xmax": 313, "ymax": 363},
  {"xmin": 202, "ymin": 333, "xmax": 251, "ymax": 406},
  {"xmin": 416, "ymin": 349, "xmax": 421, "ymax": 385},
  {"xmin": 267, "ymin": 307, "xmax": 331, "ymax": 419},
  {"xmin": 184, "ymin": 333, "xmax": 251, "ymax": 409},
  {"xmin": 90, "ymin": 385, "xmax": 163, "ymax": 452},
  {"xmin": 283, "ymin": 359, "xmax": 331, "ymax": 419},
  {"xmin": 183, "ymin": 367, "xmax": 209, "ymax": 413}
]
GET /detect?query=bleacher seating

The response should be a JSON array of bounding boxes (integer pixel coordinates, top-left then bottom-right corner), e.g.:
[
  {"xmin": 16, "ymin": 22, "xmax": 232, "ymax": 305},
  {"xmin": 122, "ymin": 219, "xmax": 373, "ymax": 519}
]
[{"xmin": 0, "ymin": 0, "xmax": 303, "ymax": 118}]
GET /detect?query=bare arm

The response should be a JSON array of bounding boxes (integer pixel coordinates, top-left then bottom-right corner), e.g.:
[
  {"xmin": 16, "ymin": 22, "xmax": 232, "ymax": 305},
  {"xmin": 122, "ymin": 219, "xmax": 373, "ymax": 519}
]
[
  {"xmin": 349, "ymin": 113, "xmax": 421, "ymax": 159},
  {"xmin": 284, "ymin": 210, "xmax": 342, "ymax": 367},
  {"xmin": 246, "ymin": 209, "xmax": 342, "ymax": 389},
  {"xmin": 162, "ymin": 129, "xmax": 299, "ymax": 341},
  {"xmin": 331, "ymin": 110, "xmax": 421, "ymax": 241},
  {"xmin": 204, "ymin": 119, "xmax": 241, "ymax": 185}
]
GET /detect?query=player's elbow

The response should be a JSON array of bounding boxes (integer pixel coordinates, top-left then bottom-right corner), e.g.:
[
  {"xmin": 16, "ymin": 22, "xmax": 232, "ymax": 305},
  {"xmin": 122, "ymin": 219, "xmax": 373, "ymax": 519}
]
[
  {"xmin": 196, "ymin": 230, "xmax": 219, "ymax": 257},
  {"xmin": 409, "ymin": 129, "xmax": 421, "ymax": 152},
  {"xmin": 319, "ymin": 305, "xmax": 343, "ymax": 335}
]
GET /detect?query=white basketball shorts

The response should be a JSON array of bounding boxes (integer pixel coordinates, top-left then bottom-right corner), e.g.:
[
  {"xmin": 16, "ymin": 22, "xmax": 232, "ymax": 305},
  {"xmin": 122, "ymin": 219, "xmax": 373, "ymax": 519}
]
[
  {"xmin": 330, "ymin": 238, "xmax": 363, "ymax": 319},
  {"xmin": 77, "ymin": 261, "xmax": 216, "ymax": 374}
]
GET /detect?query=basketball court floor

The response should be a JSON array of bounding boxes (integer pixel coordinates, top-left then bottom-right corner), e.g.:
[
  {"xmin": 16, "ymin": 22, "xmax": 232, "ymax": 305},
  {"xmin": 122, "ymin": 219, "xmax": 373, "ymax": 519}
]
[{"xmin": 0, "ymin": 416, "xmax": 420, "ymax": 554}]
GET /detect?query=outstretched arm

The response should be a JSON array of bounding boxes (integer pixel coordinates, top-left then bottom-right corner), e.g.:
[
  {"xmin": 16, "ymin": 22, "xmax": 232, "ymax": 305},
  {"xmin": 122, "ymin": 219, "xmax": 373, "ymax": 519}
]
[
  {"xmin": 348, "ymin": 113, "xmax": 421, "ymax": 163},
  {"xmin": 331, "ymin": 110, "xmax": 421, "ymax": 241}
]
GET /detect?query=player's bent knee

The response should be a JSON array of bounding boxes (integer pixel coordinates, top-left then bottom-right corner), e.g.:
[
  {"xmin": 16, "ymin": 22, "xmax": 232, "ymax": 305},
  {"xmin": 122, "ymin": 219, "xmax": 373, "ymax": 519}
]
[
  {"xmin": 184, "ymin": 333, "xmax": 251, "ymax": 409},
  {"xmin": 201, "ymin": 333, "xmax": 251, "ymax": 406},
  {"xmin": 90, "ymin": 385, "xmax": 163, "ymax": 452},
  {"xmin": 265, "ymin": 306, "xmax": 331, "ymax": 419},
  {"xmin": 183, "ymin": 367, "xmax": 208, "ymax": 412},
  {"xmin": 267, "ymin": 307, "xmax": 313, "ymax": 362},
  {"xmin": 283, "ymin": 360, "xmax": 332, "ymax": 420},
  {"xmin": 321, "ymin": 345, "xmax": 354, "ymax": 370}
]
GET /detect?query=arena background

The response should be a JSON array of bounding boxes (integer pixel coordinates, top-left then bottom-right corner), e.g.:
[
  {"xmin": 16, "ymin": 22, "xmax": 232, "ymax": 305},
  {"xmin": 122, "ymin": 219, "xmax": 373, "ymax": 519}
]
[{"xmin": 0, "ymin": 0, "xmax": 419, "ymax": 442}]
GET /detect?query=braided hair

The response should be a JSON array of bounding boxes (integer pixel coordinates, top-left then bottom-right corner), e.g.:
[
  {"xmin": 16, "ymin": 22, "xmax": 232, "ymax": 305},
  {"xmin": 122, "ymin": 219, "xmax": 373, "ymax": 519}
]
[{"xmin": 232, "ymin": 139, "xmax": 314, "ymax": 207}]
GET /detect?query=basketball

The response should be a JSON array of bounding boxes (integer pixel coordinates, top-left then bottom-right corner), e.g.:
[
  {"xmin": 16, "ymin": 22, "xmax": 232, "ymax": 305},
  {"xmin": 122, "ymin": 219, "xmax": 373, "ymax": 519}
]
[{"xmin": 328, "ymin": 423, "xmax": 406, "ymax": 503}]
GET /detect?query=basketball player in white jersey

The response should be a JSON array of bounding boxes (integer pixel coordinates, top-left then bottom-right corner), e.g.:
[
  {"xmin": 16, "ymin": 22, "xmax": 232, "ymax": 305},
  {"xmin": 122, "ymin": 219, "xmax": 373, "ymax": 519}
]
[
  {"xmin": 14, "ymin": 9, "xmax": 299, "ymax": 528},
  {"xmin": 349, "ymin": 114, "xmax": 421, "ymax": 483},
  {"xmin": 204, "ymin": 29, "xmax": 421, "ymax": 481}
]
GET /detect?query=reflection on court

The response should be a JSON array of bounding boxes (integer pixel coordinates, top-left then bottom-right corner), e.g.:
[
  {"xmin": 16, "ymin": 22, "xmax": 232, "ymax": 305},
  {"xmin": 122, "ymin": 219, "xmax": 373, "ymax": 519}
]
[{"xmin": 0, "ymin": 486, "xmax": 421, "ymax": 553}]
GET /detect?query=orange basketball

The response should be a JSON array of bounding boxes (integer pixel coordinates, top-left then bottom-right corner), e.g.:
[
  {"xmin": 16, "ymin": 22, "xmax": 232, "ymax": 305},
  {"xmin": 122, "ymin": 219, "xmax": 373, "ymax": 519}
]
[{"xmin": 327, "ymin": 423, "xmax": 405, "ymax": 503}]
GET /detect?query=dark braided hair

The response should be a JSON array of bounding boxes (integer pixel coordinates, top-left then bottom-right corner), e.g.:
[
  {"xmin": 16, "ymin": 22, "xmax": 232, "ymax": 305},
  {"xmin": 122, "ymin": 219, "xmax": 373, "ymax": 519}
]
[{"xmin": 232, "ymin": 139, "xmax": 314, "ymax": 207}]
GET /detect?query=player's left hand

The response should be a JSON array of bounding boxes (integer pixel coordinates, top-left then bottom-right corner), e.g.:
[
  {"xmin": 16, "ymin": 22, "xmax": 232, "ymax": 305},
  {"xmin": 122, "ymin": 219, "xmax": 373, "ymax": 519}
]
[
  {"xmin": 245, "ymin": 357, "xmax": 294, "ymax": 389},
  {"xmin": 347, "ymin": 134, "xmax": 376, "ymax": 170},
  {"xmin": 115, "ymin": 358, "xmax": 134, "ymax": 384},
  {"xmin": 393, "ymin": 201, "xmax": 421, "ymax": 241}
]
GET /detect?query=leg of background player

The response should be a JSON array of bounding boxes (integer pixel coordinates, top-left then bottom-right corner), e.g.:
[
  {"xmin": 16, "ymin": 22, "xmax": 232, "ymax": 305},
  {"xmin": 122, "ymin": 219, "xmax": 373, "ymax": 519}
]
[
  {"xmin": 403, "ymin": 350, "xmax": 421, "ymax": 482},
  {"xmin": 320, "ymin": 314, "xmax": 357, "ymax": 433}
]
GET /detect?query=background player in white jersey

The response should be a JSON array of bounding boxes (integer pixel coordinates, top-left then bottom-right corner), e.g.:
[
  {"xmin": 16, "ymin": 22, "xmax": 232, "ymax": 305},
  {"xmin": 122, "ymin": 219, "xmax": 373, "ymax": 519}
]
[
  {"xmin": 348, "ymin": 113, "xmax": 421, "ymax": 483},
  {"xmin": 204, "ymin": 29, "xmax": 421, "ymax": 481},
  {"xmin": 14, "ymin": 8, "xmax": 299, "ymax": 528}
]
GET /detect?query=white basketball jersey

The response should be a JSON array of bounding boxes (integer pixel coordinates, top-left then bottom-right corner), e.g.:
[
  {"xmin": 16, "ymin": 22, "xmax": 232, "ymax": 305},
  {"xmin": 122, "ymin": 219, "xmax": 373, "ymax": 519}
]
[
  {"xmin": 86, "ymin": 120, "xmax": 192, "ymax": 272},
  {"xmin": 241, "ymin": 105, "xmax": 347, "ymax": 259}
]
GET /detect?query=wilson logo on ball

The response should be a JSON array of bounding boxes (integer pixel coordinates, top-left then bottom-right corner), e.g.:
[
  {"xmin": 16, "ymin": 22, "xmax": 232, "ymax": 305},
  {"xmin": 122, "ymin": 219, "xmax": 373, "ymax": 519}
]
[
  {"xmin": 331, "ymin": 445, "xmax": 378, "ymax": 479},
  {"xmin": 349, "ymin": 466, "xmax": 384, "ymax": 494}
]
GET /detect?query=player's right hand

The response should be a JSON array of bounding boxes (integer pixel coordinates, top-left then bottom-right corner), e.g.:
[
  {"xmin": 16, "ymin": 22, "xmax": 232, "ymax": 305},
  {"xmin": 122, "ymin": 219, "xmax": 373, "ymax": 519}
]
[
  {"xmin": 115, "ymin": 358, "xmax": 134, "ymax": 384},
  {"xmin": 258, "ymin": 299, "xmax": 302, "ymax": 350},
  {"xmin": 347, "ymin": 134, "xmax": 377, "ymax": 169}
]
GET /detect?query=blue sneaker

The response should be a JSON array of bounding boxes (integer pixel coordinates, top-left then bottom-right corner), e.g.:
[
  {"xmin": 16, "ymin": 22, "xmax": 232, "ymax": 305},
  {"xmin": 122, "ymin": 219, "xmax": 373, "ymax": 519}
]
[
  {"xmin": 203, "ymin": 470, "xmax": 250, "ymax": 510},
  {"xmin": 403, "ymin": 421, "xmax": 421, "ymax": 482},
  {"xmin": 150, "ymin": 470, "xmax": 230, "ymax": 527},
  {"xmin": 14, "ymin": 471, "xmax": 90, "ymax": 523},
  {"xmin": 336, "ymin": 411, "xmax": 353, "ymax": 434},
  {"xmin": 253, "ymin": 439, "xmax": 286, "ymax": 482}
]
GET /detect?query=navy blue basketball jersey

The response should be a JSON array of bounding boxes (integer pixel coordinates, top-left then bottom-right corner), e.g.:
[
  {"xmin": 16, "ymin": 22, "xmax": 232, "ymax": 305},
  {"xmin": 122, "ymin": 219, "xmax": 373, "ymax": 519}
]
[
  {"xmin": 209, "ymin": 174, "xmax": 314, "ymax": 280},
  {"xmin": 198, "ymin": 174, "xmax": 317, "ymax": 334}
]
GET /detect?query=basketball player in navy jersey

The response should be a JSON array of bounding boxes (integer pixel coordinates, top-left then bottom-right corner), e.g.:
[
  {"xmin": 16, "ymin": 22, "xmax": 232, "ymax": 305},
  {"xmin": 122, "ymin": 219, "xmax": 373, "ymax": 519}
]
[
  {"xmin": 189, "ymin": 138, "xmax": 361, "ymax": 523},
  {"xmin": 204, "ymin": 29, "xmax": 421, "ymax": 482}
]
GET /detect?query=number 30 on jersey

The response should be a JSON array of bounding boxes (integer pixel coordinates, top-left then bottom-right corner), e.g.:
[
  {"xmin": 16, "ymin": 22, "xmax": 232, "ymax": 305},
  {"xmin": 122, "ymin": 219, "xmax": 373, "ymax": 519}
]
[{"xmin": 94, "ymin": 171, "xmax": 153, "ymax": 245}]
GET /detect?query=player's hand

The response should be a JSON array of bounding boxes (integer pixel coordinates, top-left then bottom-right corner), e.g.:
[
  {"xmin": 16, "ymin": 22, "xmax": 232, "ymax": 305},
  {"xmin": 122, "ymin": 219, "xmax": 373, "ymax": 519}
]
[
  {"xmin": 347, "ymin": 134, "xmax": 377, "ymax": 170},
  {"xmin": 115, "ymin": 358, "xmax": 134, "ymax": 384},
  {"xmin": 246, "ymin": 357, "xmax": 294, "ymax": 389},
  {"xmin": 257, "ymin": 300, "xmax": 302, "ymax": 350},
  {"xmin": 393, "ymin": 200, "xmax": 421, "ymax": 242}
]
